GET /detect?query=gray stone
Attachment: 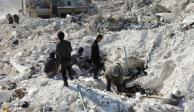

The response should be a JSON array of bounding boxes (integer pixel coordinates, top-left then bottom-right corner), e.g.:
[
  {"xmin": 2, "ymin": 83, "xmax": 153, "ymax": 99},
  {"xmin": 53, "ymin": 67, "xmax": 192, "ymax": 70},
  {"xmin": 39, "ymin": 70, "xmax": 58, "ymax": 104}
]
[
  {"xmin": 146, "ymin": 4, "xmax": 171, "ymax": 14},
  {"xmin": 6, "ymin": 80, "xmax": 17, "ymax": 90},
  {"xmin": 14, "ymin": 88, "xmax": 26, "ymax": 99},
  {"xmin": 0, "ymin": 91, "xmax": 11, "ymax": 104},
  {"xmin": 185, "ymin": 3, "xmax": 194, "ymax": 13},
  {"xmin": 183, "ymin": 14, "xmax": 194, "ymax": 27},
  {"xmin": 127, "ymin": 56, "xmax": 145, "ymax": 69},
  {"xmin": 15, "ymin": 73, "xmax": 32, "ymax": 82},
  {"xmin": 40, "ymin": 81, "xmax": 48, "ymax": 87},
  {"xmin": 156, "ymin": 13, "xmax": 175, "ymax": 23}
]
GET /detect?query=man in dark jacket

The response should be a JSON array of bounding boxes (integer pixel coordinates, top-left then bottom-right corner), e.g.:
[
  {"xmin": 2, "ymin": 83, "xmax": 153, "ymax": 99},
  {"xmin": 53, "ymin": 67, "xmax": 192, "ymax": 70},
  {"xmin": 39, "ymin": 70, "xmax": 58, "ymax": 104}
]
[
  {"xmin": 91, "ymin": 35, "xmax": 104, "ymax": 79},
  {"xmin": 56, "ymin": 31, "xmax": 73, "ymax": 86}
]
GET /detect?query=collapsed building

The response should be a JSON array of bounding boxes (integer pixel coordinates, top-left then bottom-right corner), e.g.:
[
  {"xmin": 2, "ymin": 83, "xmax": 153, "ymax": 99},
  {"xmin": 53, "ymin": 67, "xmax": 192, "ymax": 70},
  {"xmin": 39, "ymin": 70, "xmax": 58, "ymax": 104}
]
[{"xmin": 22, "ymin": 0, "xmax": 91, "ymax": 18}]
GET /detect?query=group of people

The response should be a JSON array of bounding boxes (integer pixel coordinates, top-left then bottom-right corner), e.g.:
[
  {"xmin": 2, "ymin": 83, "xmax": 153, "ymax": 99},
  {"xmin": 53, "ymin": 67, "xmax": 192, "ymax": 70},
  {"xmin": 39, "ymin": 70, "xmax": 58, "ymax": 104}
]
[
  {"xmin": 44, "ymin": 31, "xmax": 149, "ymax": 94},
  {"xmin": 44, "ymin": 31, "xmax": 105, "ymax": 86}
]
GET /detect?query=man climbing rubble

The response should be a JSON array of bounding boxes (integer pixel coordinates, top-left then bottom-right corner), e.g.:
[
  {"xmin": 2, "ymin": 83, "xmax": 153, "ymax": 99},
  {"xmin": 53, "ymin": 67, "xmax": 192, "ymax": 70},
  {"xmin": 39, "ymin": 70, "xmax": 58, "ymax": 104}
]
[
  {"xmin": 44, "ymin": 51, "xmax": 59, "ymax": 78},
  {"xmin": 91, "ymin": 35, "xmax": 105, "ymax": 80},
  {"xmin": 56, "ymin": 31, "xmax": 73, "ymax": 86}
]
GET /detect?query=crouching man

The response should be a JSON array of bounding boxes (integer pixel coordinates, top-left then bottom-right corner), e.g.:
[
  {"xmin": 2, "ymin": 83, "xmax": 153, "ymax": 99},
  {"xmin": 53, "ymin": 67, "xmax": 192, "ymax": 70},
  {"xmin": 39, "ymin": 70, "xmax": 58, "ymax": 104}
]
[
  {"xmin": 105, "ymin": 63, "xmax": 124, "ymax": 92},
  {"xmin": 71, "ymin": 47, "xmax": 85, "ymax": 76},
  {"xmin": 44, "ymin": 51, "xmax": 59, "ymax": 78},
  {"xmin": 105, "ymin": 63, "xmax": 149, "ymax": 95}
]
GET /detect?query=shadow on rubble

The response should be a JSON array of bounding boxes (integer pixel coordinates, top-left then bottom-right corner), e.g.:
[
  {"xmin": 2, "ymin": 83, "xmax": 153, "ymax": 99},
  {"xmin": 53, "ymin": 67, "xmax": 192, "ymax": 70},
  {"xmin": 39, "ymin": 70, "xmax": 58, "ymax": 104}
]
[{"xmin": 76, "ymin": 84, "xmax": 131, "ymax": 112}]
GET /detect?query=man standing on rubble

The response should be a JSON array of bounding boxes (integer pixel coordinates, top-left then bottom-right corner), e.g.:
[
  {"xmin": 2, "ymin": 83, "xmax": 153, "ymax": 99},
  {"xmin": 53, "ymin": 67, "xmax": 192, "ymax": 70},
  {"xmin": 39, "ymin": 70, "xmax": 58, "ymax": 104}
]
[
  {"xmin": 56, "ymin": 31, "xmax": 73, "ymax": 86},
  {"xmin": 91, "ymin": 35, "xmax": 104, "ymax": 80}
]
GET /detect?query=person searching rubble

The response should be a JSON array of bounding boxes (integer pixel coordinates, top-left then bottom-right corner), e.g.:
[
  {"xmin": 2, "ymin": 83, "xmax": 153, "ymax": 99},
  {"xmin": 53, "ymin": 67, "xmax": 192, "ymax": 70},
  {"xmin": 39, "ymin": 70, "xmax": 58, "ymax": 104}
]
[
  {"xmin": 104, "ymin": 61, "xmax": 149, "ymax": 95},
  {"xmin": 71, "ymin": 47, "xmax": 85, "ymax": 76},
  {"xmin": 56, "ymin": 31, "xmax": 74, "ymax": 86},
  {"xmin": 71, "ymin": 47, "xmax": 84, "ymax": 67},
  {"xmin": 90, "ymin": 34, "xmax": 105, "ymax": 80},
  {"xmin": 71, "ymin": 47, "xmax": 93, "ymax": 77},
  {"xmin": 44, "ymin": 51, "xmax": 59, "ymax": 78}
]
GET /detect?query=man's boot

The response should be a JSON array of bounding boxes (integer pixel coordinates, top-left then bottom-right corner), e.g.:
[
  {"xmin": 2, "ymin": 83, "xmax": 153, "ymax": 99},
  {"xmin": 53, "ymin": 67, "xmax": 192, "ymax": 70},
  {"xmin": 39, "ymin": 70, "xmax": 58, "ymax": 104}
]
[
  {"xmin": 69, "ymin": 75, "xmax": 74, "ymax": 80},
  {"xmin": 93, "ymin": 73, "xmax": 100, "ymax": 80},
  {"xmin": 64, "ymin": 79, "xmax": 68, "ymax": 86},
  {"xmin": 106, "ymin": 79, "xmax": 112, "ymax": 91},
  {"xmin": 106, "ymin": 85, "xmax": 111, "ymax": 92}
]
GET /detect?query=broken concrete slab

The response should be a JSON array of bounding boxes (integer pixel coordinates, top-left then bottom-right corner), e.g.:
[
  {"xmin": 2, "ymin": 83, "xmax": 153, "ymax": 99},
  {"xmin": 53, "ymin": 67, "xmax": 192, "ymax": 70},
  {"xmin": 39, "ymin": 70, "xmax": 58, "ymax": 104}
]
[
  {"xmin": 10, "ymin": 52, "xmax": 29, "ymax": 74},
  {"xmin": 183, "ymin": 14, "xmax": 194, "ymax": 27},
  {"xmin": 14, "ymin": 73, "xmax": 32, "ymax": 82},
  {"xmin": 14, "ymin": 88, "xmax": 26, "ymax": 99},
  {"xmin": 5, "ymin": 80, "xmax": 17, "ymax": 90},
  {"xmin": 127, "ymin": 57, "xmax": 145, "ymax": 69},
  {"xmin": 185, "ymin": 3, "xmax": 194, "ymax": 13},
  {"xmin": 133, "ymin": 3, "xmax": 171, "ymax": 16},
  {"xmin": 146, "ymin": 4, "xmax": 171, "ymax": 14},
  {"xmin": 0, "ymin": 90, "xmax": 12, "ymax": 104},
  {"xmin": 156, "ymin": 13, "xmax": 175, "ymax": 23}
]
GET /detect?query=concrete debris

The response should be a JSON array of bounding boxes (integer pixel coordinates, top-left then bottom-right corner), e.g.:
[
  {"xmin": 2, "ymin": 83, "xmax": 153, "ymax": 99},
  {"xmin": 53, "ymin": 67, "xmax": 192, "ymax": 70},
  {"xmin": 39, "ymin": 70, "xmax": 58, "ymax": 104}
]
[
  {"xmin": 5, "ymin": 80, "xmax": 16, "ymax": 90},
  {"xmin": 127, "ymin": 57, "xmax": 145, "ymax": 69},
  {"xmin": 40, "ymin": 81, "xmax": 48, "ymax": 87},
  {"xmin": 14, "ymin": 73, "xmax": 32, "ymax": 82},
  {"xmin": 0, "ymin": 91, "xmax": 11, "ymax": 104},
  {"xmin": 183, "ymin": 14, "xmax": 194, "ymax": 28},
  {"xmin": 146, "ymin": 4, "xmax": 171, "ymax": 14},
  {"xmin": 0, "ymin": 74, "xmax": 6, "ymax": 81},
  {"xmin": 10, "ymin": 52, "xmax": 29, "ymax": 74},
  {"xmin": 1, "ymin": 0, "xmax": 194, "ymax": 111},
  {"xmin": 155, "ymin": 13, "xmax": 175, "ymax": 23},
  {"xmin": 12, "ymin": 39, "xmax": 19, "ymax": 46},
  {"xmin": 185, "ymin": 3, "xmax": 194, "ymax": 13},
  {"xmin": 14, "ymin": 88, "xmax": 26, "ymax": 99},
  {"xmin": 134, "ymin": 103, "xmax": 183, "ymax": 112}
]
